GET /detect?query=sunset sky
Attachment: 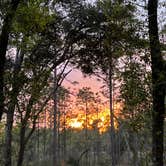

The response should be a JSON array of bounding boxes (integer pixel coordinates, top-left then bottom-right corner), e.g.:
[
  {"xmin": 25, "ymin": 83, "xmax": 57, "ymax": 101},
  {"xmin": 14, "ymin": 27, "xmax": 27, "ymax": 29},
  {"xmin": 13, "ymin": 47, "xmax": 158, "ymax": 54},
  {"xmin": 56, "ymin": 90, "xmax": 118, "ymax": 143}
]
[{"xmin": 62, "ymin": 69, "xmax": 103, "ymax": 94}]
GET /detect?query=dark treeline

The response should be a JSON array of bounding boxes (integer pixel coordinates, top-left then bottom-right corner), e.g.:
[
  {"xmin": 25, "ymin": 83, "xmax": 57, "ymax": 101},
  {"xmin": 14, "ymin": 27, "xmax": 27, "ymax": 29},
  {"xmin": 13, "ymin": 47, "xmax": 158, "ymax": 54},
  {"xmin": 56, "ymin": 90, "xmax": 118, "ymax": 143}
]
[{"xmin": 0, "ymin": 0, "xmax": 165, "ymax": 166}]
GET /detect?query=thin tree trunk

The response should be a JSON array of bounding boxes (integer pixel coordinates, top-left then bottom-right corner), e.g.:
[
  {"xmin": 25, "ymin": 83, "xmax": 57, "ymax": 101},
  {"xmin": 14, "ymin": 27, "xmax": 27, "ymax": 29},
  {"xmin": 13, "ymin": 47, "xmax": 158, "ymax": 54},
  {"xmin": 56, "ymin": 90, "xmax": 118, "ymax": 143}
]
[
  {"xmin": 57, "ymin": 106, "xmax": 60, "ymax": 165},
  {"xmin": 37, "ymin": 120, "xmax": 40, "ymax": 162},
  {"xmin": 17, "ymin": 118, "xmax": 38, "ymax": 166},
  {"xmin": 43, "ymin": 109, "xmax": 46, "ymax": 158},
  {"xmin": 109, "ymin": 55, "xmax": 116, "ymax": 166},
  {"xmin": 53, "ymin": 67, "xmax": 58, "ymax": 166},
  {"xmin": 4, "ymin": 45, "xmax": 24, "ymax": 166},
  {"xmin": 17, "ymin": 118, "xmax": 35, "ymax": 166},
  {"xmin": 85, "ymin": 101, "xmax": 88, "ymax": 166},
  {"xmin": 4, "ymin": 111, "xmax": 14, "ymax": 166},
  {"xmin": 4, "ymin": 56, "xmax": 20, "ymax": 166},
  {"xmin": 63, "ymin": 110, "xmax": 67, "ymax": 161},
  {"xmin": 96, "ymin": 107, "xmax": 100, "ymax": 165},
  {"xmin": 148, "ymin": 1, "xmax": 165, "ymax": 166},
  {"xmin": 4, "ymin": 69, "xmax": 22, "ymax": 166},
  {"xmin": 17, "ymin": 126, "xmax": 26, "ymax": 166}
]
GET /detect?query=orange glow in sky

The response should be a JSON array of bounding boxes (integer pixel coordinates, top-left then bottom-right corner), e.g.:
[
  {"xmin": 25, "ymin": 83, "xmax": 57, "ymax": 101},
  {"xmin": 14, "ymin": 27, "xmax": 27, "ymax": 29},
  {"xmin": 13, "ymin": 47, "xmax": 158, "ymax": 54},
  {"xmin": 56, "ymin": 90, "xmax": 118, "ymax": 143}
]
[
  {"xmin": 38, "ymin": 101, "xmax": 122, "ymax": 134},
  {"xmin": 68, "ymin": 119, "xmax": 83, "ymax": 129},
  {"xmin": 64, "ymin": 103, "xmax": 122, "ymax": 133},
  {"xmin": 38, "ymin": 68, "xmax": 122, "ymax": 133}
]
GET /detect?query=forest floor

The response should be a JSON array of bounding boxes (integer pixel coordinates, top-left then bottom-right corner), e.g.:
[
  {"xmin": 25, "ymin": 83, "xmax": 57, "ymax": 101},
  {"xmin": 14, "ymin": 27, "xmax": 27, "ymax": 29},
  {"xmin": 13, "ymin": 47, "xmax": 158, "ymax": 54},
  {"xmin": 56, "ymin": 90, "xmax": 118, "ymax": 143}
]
[{"xmin": 118, "ymin": 151, "xmax": 130, "ymax": 166}]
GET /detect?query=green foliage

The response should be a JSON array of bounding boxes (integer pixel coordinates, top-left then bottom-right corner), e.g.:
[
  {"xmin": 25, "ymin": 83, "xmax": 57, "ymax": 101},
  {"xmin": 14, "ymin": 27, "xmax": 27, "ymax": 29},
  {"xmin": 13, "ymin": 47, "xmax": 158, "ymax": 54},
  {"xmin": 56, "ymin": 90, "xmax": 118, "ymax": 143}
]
[
  {"xmin": 120, "ymin": 57, "xmax": 152, "ymax": 132},
  {"xmin": 67, "ymin": 0, "xmax": 144, "ymax": 76},
  {"xmin": 13, "ymin": 1, "xmax": 54, "ymax": 34},
  {"xmin": 1, "ymin": 0, "xmax": 165, "ymax": 166}
]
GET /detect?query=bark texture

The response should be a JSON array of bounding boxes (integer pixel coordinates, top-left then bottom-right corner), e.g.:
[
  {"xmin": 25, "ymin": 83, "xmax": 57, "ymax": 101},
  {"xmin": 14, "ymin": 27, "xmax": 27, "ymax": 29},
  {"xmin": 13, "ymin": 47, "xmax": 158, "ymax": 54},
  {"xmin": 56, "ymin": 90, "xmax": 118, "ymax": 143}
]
[
  {"xmin": 4, "ymin": 46, "xmax": 24, "ymax": 166},
  {"xmin": 148, "ymin": 0, "xmax": 165, "ymax": 165},
  {"xmin": 0, "ymin": 0, "xmax": 21, "ymax": 121},
  {"xmin": 17, "ymin": 126, "xmax": 26, "ymax": 166}
]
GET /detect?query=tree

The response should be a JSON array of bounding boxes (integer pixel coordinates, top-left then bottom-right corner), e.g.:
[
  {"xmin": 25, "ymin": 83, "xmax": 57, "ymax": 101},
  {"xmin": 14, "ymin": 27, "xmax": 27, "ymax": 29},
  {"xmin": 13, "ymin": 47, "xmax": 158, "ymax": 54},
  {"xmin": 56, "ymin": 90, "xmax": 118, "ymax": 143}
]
[
  {"xmin": 77, "ymin": 87, "xmax": 95, "ymax": 166},
  {"xmin": 2, "ymin": 0, "xmax": 85, "ymax": 164},
  {"xmin": 3, "ymin": 2, "xmax": 54, "ymax": 165},
  {"xmin": 148, "ymin": 0, "xmax": 166, "ymax": 165},
  {"xmin": 52, "ymin": 67, "xmax": 58, "ymax": 166},
  {"xmin": 58, "ymin": 86, "xmax": 71, "ymax": 164},
  {"xmin": 69, "ymin": 1, "xmax": 142, "ymax": 165},
  {"xmin": 119, "ymin": 53, "xmax": 152, "ymax": 165},
  {"xmin": 0, "ymin": 0, "xmax": 21, "ymax": 121}
]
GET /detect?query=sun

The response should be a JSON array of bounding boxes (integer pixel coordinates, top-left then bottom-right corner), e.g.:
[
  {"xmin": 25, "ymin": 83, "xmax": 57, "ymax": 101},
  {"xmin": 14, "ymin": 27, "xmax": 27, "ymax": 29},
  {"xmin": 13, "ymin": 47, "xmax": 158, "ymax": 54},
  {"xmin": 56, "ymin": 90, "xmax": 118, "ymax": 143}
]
[{"xmin": 69, "ymin": 119, "xmax": 83, "ymax": 129}]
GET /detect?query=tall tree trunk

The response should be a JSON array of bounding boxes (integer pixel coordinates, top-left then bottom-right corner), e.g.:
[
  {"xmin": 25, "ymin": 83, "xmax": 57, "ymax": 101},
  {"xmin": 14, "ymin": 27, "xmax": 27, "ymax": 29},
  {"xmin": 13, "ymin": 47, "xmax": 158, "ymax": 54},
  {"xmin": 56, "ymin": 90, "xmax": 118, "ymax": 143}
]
[
  {"xmin": 109, "ymin": 55, "xmax": 116, "ymax": 166},
  {"xmin": 57, "ymin": 106, "xmax": 60, "ymax": 165},
  {"xmin": 17, "ymin": 125, "xmax": 26, "ymax": 166},
  {"xmin": 17, "ymin": 119, "xmax": 37, "ymax": 166},
  {"xmin": 4, "ymin": 111, "xmax": 14, "ymax": 166},
  {"xmin": 43, "ymin": 109, "xmax": 46, "ymax": 158},
  {"xmin": 148, "ymin": 0, "xmax": 165, "ymax": 166},
  {"xmin": 4, "ymin": 75, "xmax": 21, "ymax": 166},
  {"xmin": 4, "ymin": 47, "xmax": 24, "ymax": 166},
  {"xmin": 17, "ymin": 94, "xmax": 36, "ymax": 166},
  {"xmin": 85, "ymin": 101, "xmax": 88, "ymax": 166},
  {"xmin": 53, "ymin": 67, "xmax": 58, "ymax": 166},
  {"xmin": 0, "ymin": 0, "xmax": 21, "ymax": 121},
  {"xmin": 63, "ymin": 110, "xmax": 67, "ymax": 161},
  {"xmin": 96, "ymin": 106, "xmax": 100, "ymax": 165},
  {"xmin": 37, "ymin": 120, "xmax": 40, "ymax": 162}
]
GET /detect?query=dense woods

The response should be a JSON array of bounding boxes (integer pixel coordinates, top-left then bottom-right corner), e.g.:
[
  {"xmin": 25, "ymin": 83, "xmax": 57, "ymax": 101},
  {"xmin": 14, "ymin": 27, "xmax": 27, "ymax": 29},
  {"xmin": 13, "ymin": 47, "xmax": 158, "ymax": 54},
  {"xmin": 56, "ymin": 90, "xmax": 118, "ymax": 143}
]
[{"xmin": 0, "ymin": 0, "xmax": 165, "ymax": 166}]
